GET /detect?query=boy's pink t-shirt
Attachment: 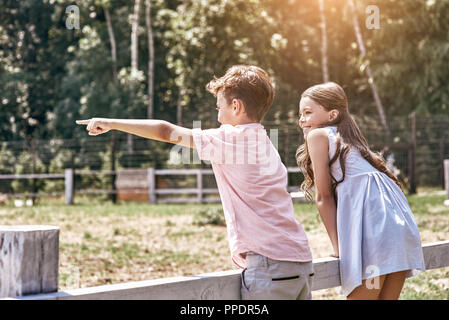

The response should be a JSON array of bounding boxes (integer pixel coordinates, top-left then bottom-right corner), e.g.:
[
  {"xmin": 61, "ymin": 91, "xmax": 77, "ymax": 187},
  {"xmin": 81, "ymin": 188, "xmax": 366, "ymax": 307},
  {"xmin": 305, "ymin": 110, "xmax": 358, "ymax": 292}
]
[{"xmin": 192, "ymin": 123, "xmax": 312, "ymax": 268}]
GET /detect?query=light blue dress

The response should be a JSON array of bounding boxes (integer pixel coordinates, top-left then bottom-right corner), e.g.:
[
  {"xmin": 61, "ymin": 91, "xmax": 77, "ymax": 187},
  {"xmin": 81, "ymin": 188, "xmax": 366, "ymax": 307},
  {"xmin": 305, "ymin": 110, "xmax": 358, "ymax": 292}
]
[{"xmin": 324, "ymin": 126, "xmax": 426, "ymax": 297}]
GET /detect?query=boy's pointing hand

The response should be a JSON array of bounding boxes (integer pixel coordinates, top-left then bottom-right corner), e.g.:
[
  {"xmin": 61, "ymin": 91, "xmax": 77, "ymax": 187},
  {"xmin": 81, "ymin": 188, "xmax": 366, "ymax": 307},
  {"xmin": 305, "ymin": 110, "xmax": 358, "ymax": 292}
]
[{"xmin": 76, "ymin": 118, "xmax": 112, "ymax": 136}]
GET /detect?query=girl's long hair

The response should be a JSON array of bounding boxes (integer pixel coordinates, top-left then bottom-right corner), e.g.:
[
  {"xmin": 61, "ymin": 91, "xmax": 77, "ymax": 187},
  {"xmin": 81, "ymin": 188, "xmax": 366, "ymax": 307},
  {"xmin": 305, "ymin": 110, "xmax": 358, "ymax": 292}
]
[{"xmin": 295, "ymin": 82, "xmax": 402, "ymax": 201}]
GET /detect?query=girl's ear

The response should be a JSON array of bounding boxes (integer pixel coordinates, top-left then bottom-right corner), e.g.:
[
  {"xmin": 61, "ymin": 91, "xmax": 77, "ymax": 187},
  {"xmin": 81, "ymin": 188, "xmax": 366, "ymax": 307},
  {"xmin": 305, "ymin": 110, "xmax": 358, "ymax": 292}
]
[{"xmin": 329, "ymin": 109, "xmax": 339, "ymax": 122}]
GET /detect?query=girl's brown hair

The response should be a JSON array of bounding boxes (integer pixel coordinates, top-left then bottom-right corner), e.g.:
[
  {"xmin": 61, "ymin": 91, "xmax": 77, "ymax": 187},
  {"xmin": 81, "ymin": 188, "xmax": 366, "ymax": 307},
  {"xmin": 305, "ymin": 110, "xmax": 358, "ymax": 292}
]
[{"xmin": 295, "ymin": 82, "xmax": 402, "ymax": 201}]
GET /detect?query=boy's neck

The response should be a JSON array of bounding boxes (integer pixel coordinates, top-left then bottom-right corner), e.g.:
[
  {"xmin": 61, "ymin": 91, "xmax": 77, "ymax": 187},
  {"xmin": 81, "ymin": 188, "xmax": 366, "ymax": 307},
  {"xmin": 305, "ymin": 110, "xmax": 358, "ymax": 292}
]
[{"xmin": 227, "ymin": 117, "xmax": 260, "ymax": 126}]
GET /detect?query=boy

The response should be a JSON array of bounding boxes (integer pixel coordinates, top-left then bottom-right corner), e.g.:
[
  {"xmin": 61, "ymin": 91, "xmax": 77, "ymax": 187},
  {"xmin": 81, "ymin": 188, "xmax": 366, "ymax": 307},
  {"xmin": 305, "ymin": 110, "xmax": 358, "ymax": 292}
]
[{"xmin": 76, "ymin": 65, "xmax": 314, "ymax": 299}]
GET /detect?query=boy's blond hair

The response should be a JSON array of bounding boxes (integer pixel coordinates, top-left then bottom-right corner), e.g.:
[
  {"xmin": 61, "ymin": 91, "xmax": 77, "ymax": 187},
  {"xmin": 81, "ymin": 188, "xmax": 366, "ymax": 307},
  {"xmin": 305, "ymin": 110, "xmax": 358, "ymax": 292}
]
[{"xmin": 206, "ymin": 65, "xmax": 275, "ymax": 122}]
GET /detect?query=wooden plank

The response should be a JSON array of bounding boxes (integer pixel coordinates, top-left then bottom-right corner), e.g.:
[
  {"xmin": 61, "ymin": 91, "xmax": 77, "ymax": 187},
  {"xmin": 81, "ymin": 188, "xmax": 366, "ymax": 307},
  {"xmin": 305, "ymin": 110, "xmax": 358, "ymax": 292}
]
[
  {"xmin": 2, "ymin": 192, "xmax": 65, "ymax": 198},
  {"xmin": 65, "ymin": 169, "xmax": 74, "ymax": 205},
  {"xmin": 155, "ymin": 188, "xmax": 219, "ymax": 195},
  {"xmin": 444, "ymin": 159, "xmax": 449, "ymax": 201},
  {"xmin": 12, "ymin": 270, "xmax": 243, "ymax": 300},
  {"xmin": 0, "ymin": 226, "xmax": 59, "ymax": 298},
  {"xmin": 155, "ymin": 198, "xmax": 221, "ymax": 204},
  {"xmin": 155, "ymin": 169, "xmax": 214, "ymax": 175},
  {"xmin": 310, "ymin": 257, "xmax": 341, "ymax": 290},
  {"xmin": 201, "ymin": 189, "xmax": 220, "ymax": 194},
  {"xmin": 75, "ymin": 170, "xmax": 117, "ymax": 175},
  {"xmin": 156, "ymin": 198, "xmax": 206, "ymax": 204},
  {"xmin": 422, "ymin": 240, "xmax": 449, "ymax": 270},
  {"xmin": 409, "ymin": 111, "xmax": 417, "ymax": 193},
  {"xmin": 0, "ymin": 173, "xmax": 65, "ymax": 180},
  {"xmin": 201, "ymin": 198, "xmax": 222, "ymax": 203},
  {"xmin": 8, "ymin": 241, "xmax": 449, "ymax": 300},
  {"xmin": 155, "ymin": 188, "xmax": 200, "ymax": 195},
  {"xmin": 148, "ymin": 168, "xmax": 156, "ymax": 204},
  {"xmin": 197, "ymin": 169, "xmax": 203, "ymax": 203}
]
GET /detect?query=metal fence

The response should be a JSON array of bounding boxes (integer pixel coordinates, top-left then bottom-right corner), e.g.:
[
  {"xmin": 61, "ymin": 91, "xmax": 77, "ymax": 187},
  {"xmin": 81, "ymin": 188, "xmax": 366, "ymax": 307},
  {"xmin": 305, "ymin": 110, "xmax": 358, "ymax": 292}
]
[{"xmin": 0, "ymin": 114, "xmax": 448, "ymax": 199}]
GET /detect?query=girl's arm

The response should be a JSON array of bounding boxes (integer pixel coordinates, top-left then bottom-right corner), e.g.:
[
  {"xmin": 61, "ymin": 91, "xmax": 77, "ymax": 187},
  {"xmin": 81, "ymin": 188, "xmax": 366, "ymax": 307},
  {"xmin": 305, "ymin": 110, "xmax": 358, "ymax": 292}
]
[
  {"xmin": 76, "ymin": 118, "xmax": 194, "ymax": 148},
  {"xmin": 307, "ymin": 128, "xmax": 339, "ymax": 257}
]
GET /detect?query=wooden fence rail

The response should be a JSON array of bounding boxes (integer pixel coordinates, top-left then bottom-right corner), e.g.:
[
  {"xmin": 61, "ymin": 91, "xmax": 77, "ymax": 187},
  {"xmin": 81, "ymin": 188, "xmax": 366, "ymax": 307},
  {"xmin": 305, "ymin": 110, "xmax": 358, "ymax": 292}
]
[{"xmin": 2, "ymin": 232, "xmax": 448, "ymax": 300}]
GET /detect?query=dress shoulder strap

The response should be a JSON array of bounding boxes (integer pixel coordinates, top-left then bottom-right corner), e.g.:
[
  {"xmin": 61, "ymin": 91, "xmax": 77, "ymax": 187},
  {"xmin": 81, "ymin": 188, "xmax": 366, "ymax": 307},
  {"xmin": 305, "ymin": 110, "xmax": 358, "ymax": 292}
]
[{"xmin": 323, "ymin": 126, "xmax": 338, "ymax": 160}]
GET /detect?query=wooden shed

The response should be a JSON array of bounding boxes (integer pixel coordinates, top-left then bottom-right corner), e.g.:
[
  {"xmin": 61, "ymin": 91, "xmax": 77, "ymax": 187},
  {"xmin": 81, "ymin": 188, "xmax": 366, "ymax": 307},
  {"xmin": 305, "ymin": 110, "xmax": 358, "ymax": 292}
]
[{"xmin": 115, "ymin": 168, "xmax": 150, "ymax": 202}]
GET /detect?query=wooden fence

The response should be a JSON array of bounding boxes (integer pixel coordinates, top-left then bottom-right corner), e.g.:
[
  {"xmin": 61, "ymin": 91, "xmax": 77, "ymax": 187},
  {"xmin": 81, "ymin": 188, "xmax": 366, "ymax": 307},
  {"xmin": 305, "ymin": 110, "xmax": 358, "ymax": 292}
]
[
  {"xmin": 1, "ymin": 225, "xmax": 448, "ymax": 300},
  {"xmin": 2, "ymin": 159, "xmax": 449, "ymax": 204},
  {"xmin": 0, "ymin": 167, "xmax": 306, "ymax": 204}
]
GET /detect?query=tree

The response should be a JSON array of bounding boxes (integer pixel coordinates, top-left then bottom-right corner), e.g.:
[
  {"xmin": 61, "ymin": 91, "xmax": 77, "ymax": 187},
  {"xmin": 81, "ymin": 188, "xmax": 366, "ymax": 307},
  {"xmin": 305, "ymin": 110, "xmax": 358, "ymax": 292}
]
[
  {"xmin": 318, "ymin": 0, "xmax": 329, "ymax": 82},
  {"xmin": 145, "ymin": 0, "xmax": 155, "ymax": 119},
  {"xmin": 348, "ymin": 0, "xmax": 390, "ymax": 137},
  {"xmin": 104, "ymin": 3, "xmax": 120, "ymax": 202}
]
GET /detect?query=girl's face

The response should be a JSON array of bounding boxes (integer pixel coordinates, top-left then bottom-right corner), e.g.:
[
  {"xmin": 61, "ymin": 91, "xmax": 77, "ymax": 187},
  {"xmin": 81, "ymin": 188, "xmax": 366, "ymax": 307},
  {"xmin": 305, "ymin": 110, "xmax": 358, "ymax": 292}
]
[{"xmin": 299, "ymin": 96, "xmax": 336, "ymax": 136}]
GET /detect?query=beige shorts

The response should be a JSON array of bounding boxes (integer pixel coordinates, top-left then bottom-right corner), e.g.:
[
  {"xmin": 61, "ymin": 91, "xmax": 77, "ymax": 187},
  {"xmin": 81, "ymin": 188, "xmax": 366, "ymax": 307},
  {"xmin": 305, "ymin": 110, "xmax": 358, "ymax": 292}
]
[{"xmin": 241, "ymin": 252, "xmax": 314, "ymax": 300}]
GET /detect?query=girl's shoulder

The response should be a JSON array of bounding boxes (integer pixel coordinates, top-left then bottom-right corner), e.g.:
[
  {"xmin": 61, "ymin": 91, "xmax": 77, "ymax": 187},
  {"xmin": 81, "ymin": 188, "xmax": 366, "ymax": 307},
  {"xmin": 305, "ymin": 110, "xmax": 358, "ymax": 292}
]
[
  {"xmin": 322, "ymin": 125, "xmax": 338, "ymax": 132},
  {"xmin": 307, "ymin": 126, "xmax": 338, "ymax": 148},
  {"xmin": 307, "ymin": 127, "xmax": 330, "ymax": 138},
  {"xmin": 310, "ymin": 126, "xmax": 338, "ymax": 138},
  {"xmin": 306, "ymin": 127, "xmax": 330, "ymax": 147}
]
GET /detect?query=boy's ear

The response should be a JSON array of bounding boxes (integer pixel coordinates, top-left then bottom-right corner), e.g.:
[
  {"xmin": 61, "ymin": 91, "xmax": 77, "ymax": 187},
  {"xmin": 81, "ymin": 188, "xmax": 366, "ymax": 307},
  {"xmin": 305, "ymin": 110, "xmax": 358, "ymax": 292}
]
[{"xmin": 232, "ymin": 98, "xmax": 245, "ymax": 114}]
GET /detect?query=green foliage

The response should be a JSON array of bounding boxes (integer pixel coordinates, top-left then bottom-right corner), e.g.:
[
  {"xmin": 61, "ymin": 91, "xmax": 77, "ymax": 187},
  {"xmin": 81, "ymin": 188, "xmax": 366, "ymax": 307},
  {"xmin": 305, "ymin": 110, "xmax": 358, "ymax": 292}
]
[
  {"xmin": 1, "ymin": 0, "xmax": 449, "ymax": 192},
  {"xmin": 11, "ymin": 151, "xmax": 46, "ymax": 194},
  {"xmin": 192, "ymin": 207, "xmax": 226, "ymax": 226}
]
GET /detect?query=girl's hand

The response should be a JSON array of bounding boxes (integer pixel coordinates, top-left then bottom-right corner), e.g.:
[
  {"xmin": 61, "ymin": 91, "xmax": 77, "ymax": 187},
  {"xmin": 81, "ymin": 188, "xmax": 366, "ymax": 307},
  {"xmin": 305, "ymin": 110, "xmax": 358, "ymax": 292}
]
[
  {"xmin": 331, "ymin": 241, "xmax": 339, "ymax": 258},
  {"xmin": 76, "ymin": 118, "xmax": 112, "ymax": 136}
]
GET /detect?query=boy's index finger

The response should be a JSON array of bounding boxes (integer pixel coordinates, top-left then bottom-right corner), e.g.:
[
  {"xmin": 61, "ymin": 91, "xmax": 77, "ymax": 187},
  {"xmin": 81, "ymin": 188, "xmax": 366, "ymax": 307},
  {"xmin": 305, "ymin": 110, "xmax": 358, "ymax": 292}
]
[{"xmin": 76, "ymin": 119, "xmax": 90, "ymax": 125}]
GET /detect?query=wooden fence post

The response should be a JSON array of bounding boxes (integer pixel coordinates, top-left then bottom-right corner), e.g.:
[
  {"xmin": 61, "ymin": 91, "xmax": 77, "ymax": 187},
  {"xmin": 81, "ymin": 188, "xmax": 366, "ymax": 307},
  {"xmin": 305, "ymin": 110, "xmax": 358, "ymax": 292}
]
[
  {"xmin": 148, "ymin": 168, "xmax": 156, "ymax": 204},
  {"xmin": 409, "ymin": 112, "xmax": 417, "ymax": 194},
  {"xmin": 65, "ymin": 168, "xmax": 74, "ymax": 205},
  {"xmin": 439, "ymin": 139, "xmax": 445, "ymax": 189},
  {"xmin": 444, "ymin": 159, "xmax": 449, "ymax": 206},
  {"xmin": 0, "ymin": 226, "xmax": 59, "ymax": 298},
  {"xmin": 197, "ymin": 169, "xmax": 203, "ymax": 203}
]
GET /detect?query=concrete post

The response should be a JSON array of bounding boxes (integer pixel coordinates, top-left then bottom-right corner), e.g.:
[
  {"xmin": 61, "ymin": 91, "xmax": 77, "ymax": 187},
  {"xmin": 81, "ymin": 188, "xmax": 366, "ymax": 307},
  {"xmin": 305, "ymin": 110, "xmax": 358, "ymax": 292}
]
[{"xmin": 0, "ymin": 225, "xmax": 59, "ymax": 298}]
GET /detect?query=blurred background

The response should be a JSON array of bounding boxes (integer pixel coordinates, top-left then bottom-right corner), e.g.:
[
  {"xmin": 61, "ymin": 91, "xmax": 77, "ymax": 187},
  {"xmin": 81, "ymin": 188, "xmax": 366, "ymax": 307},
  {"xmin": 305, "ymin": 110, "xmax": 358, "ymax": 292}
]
[{"xmin": 0, "ymin": 0, "xmax": 448, "ymax": 202}]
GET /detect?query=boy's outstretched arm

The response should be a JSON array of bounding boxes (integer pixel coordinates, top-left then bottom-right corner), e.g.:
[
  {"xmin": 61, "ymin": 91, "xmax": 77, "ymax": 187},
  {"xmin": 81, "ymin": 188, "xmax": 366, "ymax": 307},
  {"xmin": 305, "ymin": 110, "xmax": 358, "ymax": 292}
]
[{"xmin": 76, "ymin": 118, "xmax": 194, "ymax": 148}]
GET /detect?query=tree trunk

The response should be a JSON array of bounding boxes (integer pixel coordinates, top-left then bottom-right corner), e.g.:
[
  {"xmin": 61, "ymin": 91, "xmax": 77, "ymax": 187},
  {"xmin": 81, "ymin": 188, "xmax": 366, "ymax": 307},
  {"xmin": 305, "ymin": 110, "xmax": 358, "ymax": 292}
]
[
  {"xmin": 318, "ymin": 0, "xmax": 329, "ymax": 82},
  {"xmin": 104, "ymin": 7, "xmax": 117, "ymax": 80},
  {"xmin": 128, "ymin": 0, "xmax": 141, "ymax": 165},
  {"xmin": 131, "ymin": 0, "xmax": 141, "ymax": 81},
  {"xmin": 104, "ymin": 6, "xmax": 118, "ymax": 203},
  {"xmin": 177, "ymin": 87, "xmax": 183, "ymax": 126},
  {"xmin": 145, "ymin": 0, "xmax": 154, "ymax": 119},
  {"xmin": 348, "ymin": 0, "xmax": 391, "ymax": 138}
]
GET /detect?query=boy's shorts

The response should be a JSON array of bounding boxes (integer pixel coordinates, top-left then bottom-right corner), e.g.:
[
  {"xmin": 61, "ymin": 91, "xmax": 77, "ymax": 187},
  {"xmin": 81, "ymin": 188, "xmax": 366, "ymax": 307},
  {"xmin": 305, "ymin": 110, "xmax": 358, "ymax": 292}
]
[{"xmin": 240, "ymin": 252, "xmax": 314, "ymax": 300}]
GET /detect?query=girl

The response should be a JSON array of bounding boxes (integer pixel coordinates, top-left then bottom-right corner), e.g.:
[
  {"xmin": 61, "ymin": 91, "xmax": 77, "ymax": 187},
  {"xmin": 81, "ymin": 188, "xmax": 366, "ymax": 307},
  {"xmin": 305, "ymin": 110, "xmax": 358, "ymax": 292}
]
[{"xmin": 296, "ymin": 82, "xmax": 425, "ymax": 300}]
